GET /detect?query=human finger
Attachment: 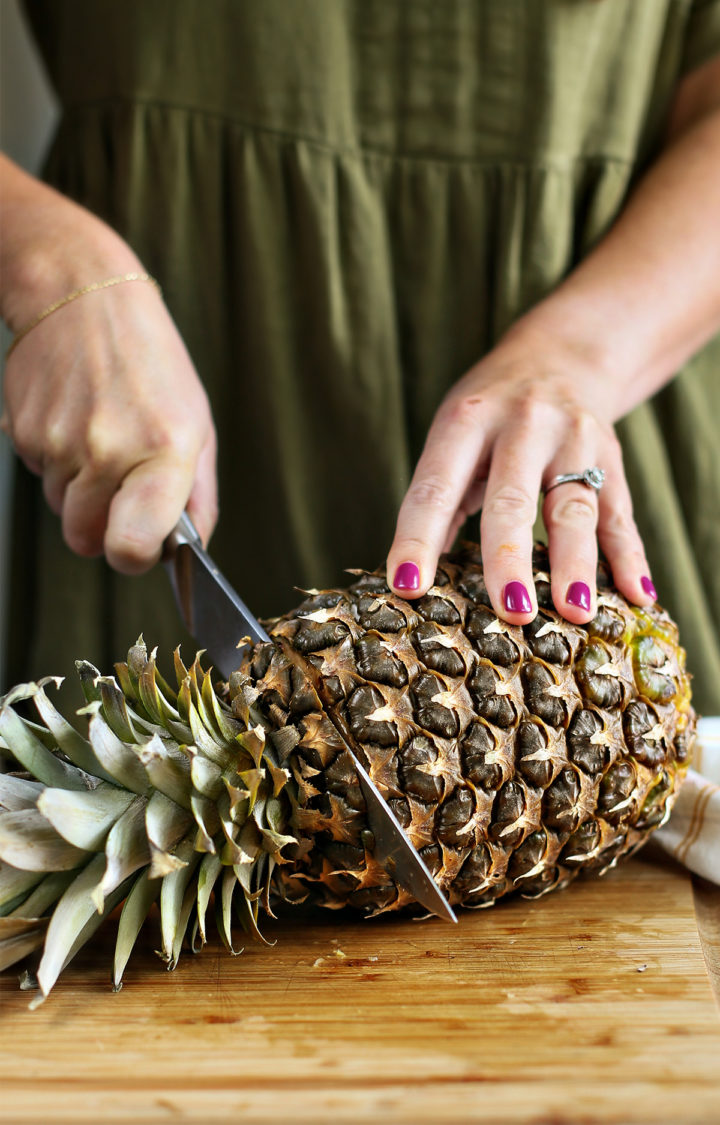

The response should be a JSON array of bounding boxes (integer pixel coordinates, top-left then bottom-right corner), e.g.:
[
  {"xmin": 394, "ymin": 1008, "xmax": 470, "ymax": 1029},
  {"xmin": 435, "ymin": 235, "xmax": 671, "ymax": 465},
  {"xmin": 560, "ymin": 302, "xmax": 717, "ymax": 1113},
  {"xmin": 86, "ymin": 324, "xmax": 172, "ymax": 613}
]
[
  {"xmin": 596, "ymin": 439, "xmax": 655, "ymax": 606},
  {"xmin": 387, "ymin": 397, "xmax": 491, "ymax": 598},
  {"xmin": 61, "ymin": 467, "xmax": 119, "ymax": 557},
  {"xmin": 543, "ymin": 458, "xmax": 601, "ymax": 626},
  {"xmin": 104, "ymin": 452, "xmax": 196, "ymax": 575},
  {"xmin": 480, "ymin": 422, "xmax": 556, "ymax": 624}
]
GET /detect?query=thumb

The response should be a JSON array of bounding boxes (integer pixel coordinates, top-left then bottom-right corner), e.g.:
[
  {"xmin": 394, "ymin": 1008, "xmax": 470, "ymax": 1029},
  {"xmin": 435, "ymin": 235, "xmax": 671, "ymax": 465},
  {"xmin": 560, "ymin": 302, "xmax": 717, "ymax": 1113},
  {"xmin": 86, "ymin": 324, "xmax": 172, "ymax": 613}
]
[{"xmin": 104, "ymin": 452, "xmax": 195, "ymax": 574}]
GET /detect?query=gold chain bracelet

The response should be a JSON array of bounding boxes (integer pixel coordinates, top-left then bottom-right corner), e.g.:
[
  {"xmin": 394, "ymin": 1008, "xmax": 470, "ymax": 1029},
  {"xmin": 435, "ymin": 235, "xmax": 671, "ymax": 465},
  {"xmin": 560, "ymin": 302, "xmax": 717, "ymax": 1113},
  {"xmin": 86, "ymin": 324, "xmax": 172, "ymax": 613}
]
[{"xmin": 6, "ymin": 272, "xmax": 161, "ymax": 358}]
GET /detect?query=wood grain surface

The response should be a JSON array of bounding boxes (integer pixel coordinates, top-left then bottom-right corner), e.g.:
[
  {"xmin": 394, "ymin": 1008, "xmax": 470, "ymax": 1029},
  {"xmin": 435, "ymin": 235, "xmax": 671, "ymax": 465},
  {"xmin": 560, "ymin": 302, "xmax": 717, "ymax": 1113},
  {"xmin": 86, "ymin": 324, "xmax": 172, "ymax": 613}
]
[{"xmin": 1, "ymin": 852, "xmax": 719, "ymax": 1125}]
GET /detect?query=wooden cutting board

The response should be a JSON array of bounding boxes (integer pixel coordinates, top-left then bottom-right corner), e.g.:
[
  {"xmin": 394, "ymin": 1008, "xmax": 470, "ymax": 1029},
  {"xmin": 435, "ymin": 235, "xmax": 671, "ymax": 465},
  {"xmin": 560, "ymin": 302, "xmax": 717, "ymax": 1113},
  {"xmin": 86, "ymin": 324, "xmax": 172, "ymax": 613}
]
[{"xmin": 1, "ymin": 851, "xmax": 718, "ymax": 1125}]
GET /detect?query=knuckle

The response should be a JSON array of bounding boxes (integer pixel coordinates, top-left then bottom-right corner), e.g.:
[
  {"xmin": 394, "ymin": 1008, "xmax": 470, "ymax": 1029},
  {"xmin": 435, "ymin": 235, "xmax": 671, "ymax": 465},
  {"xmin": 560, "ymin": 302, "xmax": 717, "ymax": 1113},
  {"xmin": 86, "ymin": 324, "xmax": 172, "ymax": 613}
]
[
  {"xmin": 146, "ymin": 419, "xmax": 200, "ymax": 466},
  {"xmin": 565, "ymin": 405, "xmax": 598, "ymax": 444},
  {"xmin": 406, "ymin": 476, "xmax": 455, "ymax": 512},
  {"xmin": 513, "ymin": 391, "xmax": 556, "ymax": 430},
  {"xmin": 43, "ymin": 417, "xmax": 72, "ymax": 463},
  {"xmin": 548, "ymin": 494, "xmax": 598, "ymax": 525},
  {"xmin": 484, "ymin": 484, "xmax": 537, "ymax": 521}
]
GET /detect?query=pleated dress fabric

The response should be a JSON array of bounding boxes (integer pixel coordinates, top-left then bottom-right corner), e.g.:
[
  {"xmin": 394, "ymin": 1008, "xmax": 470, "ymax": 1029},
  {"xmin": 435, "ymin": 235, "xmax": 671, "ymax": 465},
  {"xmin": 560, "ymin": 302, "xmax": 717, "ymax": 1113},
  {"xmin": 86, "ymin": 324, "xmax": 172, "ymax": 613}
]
[{"xmin": 10, "ymin": 0, "xmax": 720, "ymax": 713}]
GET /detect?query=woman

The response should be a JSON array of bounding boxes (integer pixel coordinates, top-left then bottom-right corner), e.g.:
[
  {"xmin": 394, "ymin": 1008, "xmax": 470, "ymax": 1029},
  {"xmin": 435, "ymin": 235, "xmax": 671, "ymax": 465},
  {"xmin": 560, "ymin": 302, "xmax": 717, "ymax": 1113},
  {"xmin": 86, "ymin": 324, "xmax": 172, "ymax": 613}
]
[{"xmin": 2, "ymin": 1, "xmax": 720, "ymax": 712}]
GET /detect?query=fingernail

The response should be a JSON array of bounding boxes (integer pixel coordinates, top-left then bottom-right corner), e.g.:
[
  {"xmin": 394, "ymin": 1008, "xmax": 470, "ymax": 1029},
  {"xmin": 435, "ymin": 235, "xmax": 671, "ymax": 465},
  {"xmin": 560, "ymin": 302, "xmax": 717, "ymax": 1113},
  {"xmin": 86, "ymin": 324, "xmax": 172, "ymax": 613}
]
[
  {"xmin": 641, "ymin": 575, "xmax": 657, "ymax": 600},
  {"xmin": 393, "ymin": 561, "xmax": 420, "ymax": 591},
  {"xmin": 503, "ymin": 581, "xmax": 532, "ymax": 614},
  {"xmin": 566, "ymin": 581, "xmax": 591, "ymax": 611}
]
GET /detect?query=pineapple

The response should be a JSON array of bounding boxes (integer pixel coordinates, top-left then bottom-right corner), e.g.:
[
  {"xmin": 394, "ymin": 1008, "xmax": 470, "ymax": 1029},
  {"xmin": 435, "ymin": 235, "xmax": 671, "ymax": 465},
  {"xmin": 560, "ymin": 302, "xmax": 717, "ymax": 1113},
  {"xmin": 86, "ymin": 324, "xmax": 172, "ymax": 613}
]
[{"xmin": 0, "ymin": 543, "xmax": 694, "ymax": 1004}]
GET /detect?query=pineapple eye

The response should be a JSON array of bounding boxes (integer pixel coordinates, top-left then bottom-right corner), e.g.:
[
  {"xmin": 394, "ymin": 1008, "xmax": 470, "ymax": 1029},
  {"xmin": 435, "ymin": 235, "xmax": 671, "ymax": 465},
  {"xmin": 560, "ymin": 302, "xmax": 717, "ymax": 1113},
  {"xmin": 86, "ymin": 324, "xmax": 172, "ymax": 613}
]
[
  {"xmin": 534, "ymin": 579, "xmax": 553, "ymax": 609},
  {"xmin": 598, "ymin": 760, "xmax": 636, "ymax": 823},
  {"xmin": 250, "ymin": 641, "xmax": 274, "ymax": 679},
  {"xmin": 354, "ymin": 596, "xmax": 406, "ymax": 633},
  {"xmin": 560, "ymin": 819, "xmax": 600, "ymax": 866},
  {"xmin": 346, "ymin": 684, "xmax": 398, "ymax": 746},
  {"xmin": 515, "ymin": 720, "xmax": 555, "ymax": 789},
  {"xmin": 460, "ymin": 720, "xmax": 505, "ymax": 791},
  {"xmin": 416, "ymin": 594, "xmax": 461, "ymax": 626},
  {"xmin": 288, "ymin": 666, "xmax": 321, "ymax": 715},
  {"xmin": 567, "ymin": 709, "xmax": 610, "ymax": 774},
  {"xmin": 293, "ymin": 619, "xmax": 350, "ymax": 653},
  {"xmin": 354, "ymin": 635, "xmax": 408, "ymax": 688},
  {"xmin": 490, "ymin": 780, "xmax": 527, "ymax": 846},
  {"xmin": 466, "ymin": 607, "xmax": 520, "ymax": 666},
  {"xmin": 411, "ymin": 671, "xmax": 460, "ymax": 738},
  {"xmin": 543, "ymin": 767, "xmax": 582, "ymax": 831},
  {"xmin": 631, "ymin": 636, "xmax": 676, "ymax": 704},
  {"xmin": 636, "ymin": 771, "xmax": 672, "ymax": 829},
  {"xmin": 323, "ymin": 841, "xmax": 366, "ymax": 871},
  {"xmin": 431, "ymin": 566, "xmax": 451, "ymax": 588},
  {"xmin": 387, "ymin": 795, "xmax": 412, "ymax": 829},
  {"xmin": 468, "ymin": 664, "xmax": 518, "ymax": 728},
  {"xmin": 524, "ymin": 616, "xmax": 572, "ymax": 665},
  {"xmin": 399, "ymin": 735, "xmax": 443, "ymax": 802},
  {"xmin": 411, "ymin": 623, "xmax": 466, "ymax": 677},
  {"xmin": 435, "ymin": 785, "xmax": 476, "ymax": 847},
  {"xmin": 576, "ymin": 642, "xmax": 625, "ymax": 708},
  {"xmin": 522, "ymin": 661, "xmax": 571, "ymax": 728},
  {"xmin": 418, "ymin": 843, "xmax": 442, "ymax": 877},
  {"xmin": 622, "ymin": 701, "xmax": 668, "ymax": 769},
  {"xmin": 347, "ymin": 574, "xmax": 389, "ymax": 597},
  {"xmin": 587, "ymin": 604, "xmax": 625, "ymax": 642},
  {"xmin": 457, "ymin": 567, "xmax": 491, "ymax": 606},
  {"xmin": 296, "ymin": 591, "xmax": 344, "ymax": 613},
  {"xmin": 509, "ymin": 829, "xmax": 548, "ymax": 883},
  {"xmin": 455, "ymin": 842, "xmax": 493, "ymax": 894}
]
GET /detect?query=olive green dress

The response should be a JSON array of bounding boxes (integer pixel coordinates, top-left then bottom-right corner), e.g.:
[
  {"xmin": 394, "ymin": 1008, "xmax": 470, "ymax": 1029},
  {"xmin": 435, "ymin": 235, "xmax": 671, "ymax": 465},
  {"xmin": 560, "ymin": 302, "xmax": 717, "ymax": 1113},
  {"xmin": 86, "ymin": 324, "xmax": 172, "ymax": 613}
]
[{"xmin": 10, "ymin": 0, "xmax": 720, "ymax": 713}]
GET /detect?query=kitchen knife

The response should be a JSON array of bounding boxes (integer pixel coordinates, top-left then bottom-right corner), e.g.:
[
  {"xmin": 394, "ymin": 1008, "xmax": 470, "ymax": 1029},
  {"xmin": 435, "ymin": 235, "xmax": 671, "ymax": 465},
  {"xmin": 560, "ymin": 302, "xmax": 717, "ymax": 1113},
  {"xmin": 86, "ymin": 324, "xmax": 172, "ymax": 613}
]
[{"xmin": 164, "ymin": 511, "xmax": 457, "ymax": 923}]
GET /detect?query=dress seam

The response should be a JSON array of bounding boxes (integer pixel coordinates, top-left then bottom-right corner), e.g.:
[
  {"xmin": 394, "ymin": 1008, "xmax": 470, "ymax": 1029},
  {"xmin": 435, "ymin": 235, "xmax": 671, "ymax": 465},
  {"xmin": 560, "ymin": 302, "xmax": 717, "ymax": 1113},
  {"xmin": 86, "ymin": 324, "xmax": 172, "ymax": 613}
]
[{"xmin": 58, "ymin": 94, "xmax": 637, "ymax": 172}]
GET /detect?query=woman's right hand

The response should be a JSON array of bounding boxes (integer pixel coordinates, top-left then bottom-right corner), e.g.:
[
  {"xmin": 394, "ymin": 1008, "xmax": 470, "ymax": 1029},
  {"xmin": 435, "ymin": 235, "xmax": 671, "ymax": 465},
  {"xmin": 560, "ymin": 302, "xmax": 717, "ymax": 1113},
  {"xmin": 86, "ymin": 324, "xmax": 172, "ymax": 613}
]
[{"xmin": 0, "ymin": 155, "xmax": 217, "ymax": 574}]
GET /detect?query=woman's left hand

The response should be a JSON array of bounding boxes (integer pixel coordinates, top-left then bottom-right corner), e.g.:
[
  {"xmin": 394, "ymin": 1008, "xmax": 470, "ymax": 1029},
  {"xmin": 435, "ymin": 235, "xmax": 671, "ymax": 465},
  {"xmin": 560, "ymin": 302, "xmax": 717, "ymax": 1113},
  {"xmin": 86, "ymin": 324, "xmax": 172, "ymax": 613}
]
[{"xmin": 386, "ymin": 328, "xmax": 656, "ymax": 625}]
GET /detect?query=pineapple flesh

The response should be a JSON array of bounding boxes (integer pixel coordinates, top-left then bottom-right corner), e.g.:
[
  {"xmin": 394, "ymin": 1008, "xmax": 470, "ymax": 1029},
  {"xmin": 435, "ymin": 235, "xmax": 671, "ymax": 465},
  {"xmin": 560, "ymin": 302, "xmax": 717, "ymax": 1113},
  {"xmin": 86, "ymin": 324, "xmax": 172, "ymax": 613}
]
[{"xmin": 0, "ymin": 543, "xmax": 695, "ymax": 1003}]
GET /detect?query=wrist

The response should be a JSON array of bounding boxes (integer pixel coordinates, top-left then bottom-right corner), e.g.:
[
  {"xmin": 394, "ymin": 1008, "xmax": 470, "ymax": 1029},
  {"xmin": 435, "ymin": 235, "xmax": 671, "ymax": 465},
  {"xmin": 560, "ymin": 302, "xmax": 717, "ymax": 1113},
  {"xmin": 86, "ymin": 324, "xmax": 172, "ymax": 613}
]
[{"xmin": 0, "ymin": 159, "xmax": 143, "ymax": 332}]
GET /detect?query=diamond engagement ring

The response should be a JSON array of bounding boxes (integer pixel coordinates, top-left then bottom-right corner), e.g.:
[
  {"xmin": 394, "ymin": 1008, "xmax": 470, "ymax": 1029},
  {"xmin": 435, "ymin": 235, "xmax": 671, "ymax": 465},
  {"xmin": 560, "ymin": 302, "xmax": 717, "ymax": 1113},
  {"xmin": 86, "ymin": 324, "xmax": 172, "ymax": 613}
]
[{"xmin": 543, "ymin": 466, "xmax": 606, "ymax": 494}]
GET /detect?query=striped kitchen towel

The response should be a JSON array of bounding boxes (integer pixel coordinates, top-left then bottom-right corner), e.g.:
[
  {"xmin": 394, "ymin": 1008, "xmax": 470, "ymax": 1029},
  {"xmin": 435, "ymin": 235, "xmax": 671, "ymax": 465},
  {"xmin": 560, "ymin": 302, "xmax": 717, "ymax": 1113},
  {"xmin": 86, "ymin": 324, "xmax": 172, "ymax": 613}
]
[{"xmin": 656, "ymin": 716, "xmax": 720, "ymax": 884}]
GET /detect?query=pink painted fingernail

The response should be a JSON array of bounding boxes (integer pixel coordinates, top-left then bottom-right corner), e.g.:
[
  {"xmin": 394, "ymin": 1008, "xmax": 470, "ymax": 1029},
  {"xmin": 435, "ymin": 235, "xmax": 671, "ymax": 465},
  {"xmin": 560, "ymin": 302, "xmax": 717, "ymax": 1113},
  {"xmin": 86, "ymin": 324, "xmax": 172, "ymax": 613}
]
[
  {"xmin": 641, "ymin": 575, "xmax": 657, "ymax": 600},
  {"xmin": 393, "ymin": 562, "xmax": 420, "ymax": 591},
  {"xmin": 566, "ymin": 581, "xmax": 591, "ymax": 611},
  {"xmin": 503, "ymin": 581, "xmax": 532, "ymax": 614}
]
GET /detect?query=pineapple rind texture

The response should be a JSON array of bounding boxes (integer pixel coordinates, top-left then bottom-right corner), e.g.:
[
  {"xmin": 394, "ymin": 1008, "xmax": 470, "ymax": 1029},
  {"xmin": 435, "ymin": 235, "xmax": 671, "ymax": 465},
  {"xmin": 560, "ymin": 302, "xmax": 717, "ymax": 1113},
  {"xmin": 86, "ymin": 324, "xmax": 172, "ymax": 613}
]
[
  {"xmin": 0, "ymin": 543, "xmax": 694, "ymax": 1001},
  {"xmin": 255, "ymin": 543, "xmax": 694, "ymax": 913}
]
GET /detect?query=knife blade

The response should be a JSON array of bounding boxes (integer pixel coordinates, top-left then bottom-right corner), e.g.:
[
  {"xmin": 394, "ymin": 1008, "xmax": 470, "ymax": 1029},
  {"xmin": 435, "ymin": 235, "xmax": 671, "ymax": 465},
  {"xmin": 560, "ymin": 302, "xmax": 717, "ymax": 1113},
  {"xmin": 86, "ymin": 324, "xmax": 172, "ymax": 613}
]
[{"xmin": 164, "ymin": 511, "xmax": 457, "ymax": 923}]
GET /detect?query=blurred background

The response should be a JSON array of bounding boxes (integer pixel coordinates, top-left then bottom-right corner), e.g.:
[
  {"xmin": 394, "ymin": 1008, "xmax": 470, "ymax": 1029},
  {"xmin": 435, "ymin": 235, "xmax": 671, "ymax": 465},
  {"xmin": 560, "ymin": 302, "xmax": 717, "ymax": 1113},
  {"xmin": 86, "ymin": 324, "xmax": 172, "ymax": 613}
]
[{"xmin": 0, "ymin": 0, "xmax": 58, "ymax": 691}]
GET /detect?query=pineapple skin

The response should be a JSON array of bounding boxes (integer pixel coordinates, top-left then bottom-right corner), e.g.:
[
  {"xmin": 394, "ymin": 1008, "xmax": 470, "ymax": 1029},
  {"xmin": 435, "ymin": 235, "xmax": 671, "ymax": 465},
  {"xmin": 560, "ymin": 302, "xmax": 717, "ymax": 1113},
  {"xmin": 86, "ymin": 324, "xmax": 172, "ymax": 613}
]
[{"xmin": 242, "ymin": 543, "xmax": 695, "ymax": 915}]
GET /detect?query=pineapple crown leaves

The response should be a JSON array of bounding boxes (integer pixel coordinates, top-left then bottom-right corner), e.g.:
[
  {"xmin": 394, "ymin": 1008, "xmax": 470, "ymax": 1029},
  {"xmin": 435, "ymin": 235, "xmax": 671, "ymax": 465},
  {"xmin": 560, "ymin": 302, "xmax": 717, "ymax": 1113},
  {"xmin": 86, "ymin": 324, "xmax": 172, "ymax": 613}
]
[{"xmin": 0, "ymin": 639, "xmax": 297, "ymax": 1006}]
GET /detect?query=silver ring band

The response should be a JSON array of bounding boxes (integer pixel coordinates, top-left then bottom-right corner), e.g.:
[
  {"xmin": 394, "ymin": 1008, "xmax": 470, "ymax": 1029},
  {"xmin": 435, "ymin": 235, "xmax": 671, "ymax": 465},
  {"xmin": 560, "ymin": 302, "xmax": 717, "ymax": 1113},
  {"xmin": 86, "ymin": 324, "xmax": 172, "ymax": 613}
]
[{"xmin": 544, "ymin": 466, "xmax": 606, "ymax": 494}]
